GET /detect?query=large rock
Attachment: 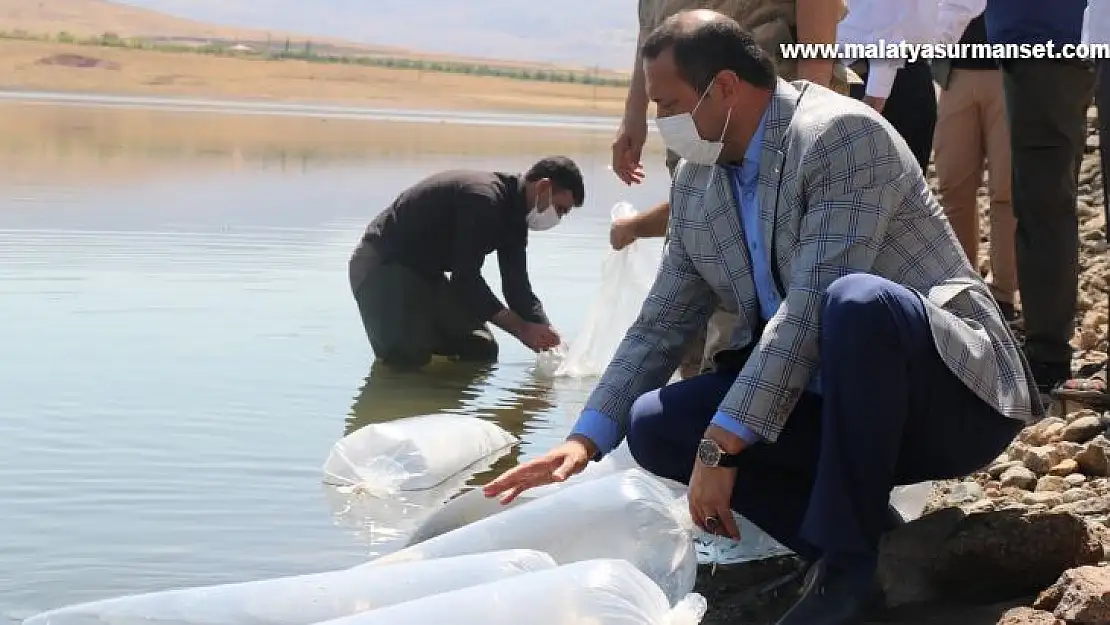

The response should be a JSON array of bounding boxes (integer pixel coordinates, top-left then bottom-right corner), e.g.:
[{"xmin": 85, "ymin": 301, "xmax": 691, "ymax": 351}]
[
  {"xmin": 1061, "ymin": 416, "xmax": 1107, "ymax": 444},
  {"xmin": 995, "ymin": 607, "xmax": 1064, "ymax": 625},
  {"xmin": 1076, "ymin": 436, "xmax": 1110, "ymax": 477},
  {"xmin": 1032, "ymin": 566, "xmax": 1110, "ymax": 624},
  {"xmin": 877, "ymin": 507, "xmax": 1105, "ymax": 607}
]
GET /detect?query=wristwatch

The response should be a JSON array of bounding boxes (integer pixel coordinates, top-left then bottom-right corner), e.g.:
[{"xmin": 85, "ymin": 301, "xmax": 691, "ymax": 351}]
[{"xmin": 697, "ymin": 438, "xmax": 742, "ymax": 468}]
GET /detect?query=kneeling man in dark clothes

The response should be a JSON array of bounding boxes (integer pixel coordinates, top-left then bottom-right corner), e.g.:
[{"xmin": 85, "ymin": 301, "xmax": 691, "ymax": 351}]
[
  {"xmin": 483, "ymin": 12, "xmax": 1041, "ymax": 625},
  {"xmin": 348, "ymin": 156, "xmax": 583, "ymax": 368}
]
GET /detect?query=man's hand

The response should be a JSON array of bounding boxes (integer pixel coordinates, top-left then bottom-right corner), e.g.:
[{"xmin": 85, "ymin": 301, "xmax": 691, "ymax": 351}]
[
  {"xmin": 863, "ymin": 95, "xmax": 886, "ymax": 113},
  {"xmin": 517, "ymin": 322, "xmax": 560, "ymax": 352},
  {"xmin": 482, "ymin": 436, "xmax": 594, "ymax": 504},
  {"xmin": 611, "ymin": 118, "xmax": 648, "ymax": 185},
  {"xmin": 610, "ymin": 217, "xmax": 638, "ymax": 250},
  {"xmin": 687, "ymin": 462, "xmax": 741, "ymax": 539}
]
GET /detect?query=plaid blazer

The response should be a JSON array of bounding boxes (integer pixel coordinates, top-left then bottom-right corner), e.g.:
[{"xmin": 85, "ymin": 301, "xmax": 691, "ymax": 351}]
[{"xmin": 584, "ymin": 79, "xmax": 1042, "ymax": 442}]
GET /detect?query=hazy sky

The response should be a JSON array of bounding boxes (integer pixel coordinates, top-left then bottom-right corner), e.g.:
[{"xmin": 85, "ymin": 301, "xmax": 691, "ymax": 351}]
[{"xmin": 116, "ymin": 0, "xmax": 639, "ymax": 70}]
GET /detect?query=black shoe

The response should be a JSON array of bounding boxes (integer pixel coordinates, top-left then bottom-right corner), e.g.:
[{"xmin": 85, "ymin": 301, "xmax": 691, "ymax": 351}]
[
  {"xmin": 775, "ymin": 557, "xmax": 878, "ymax": 625},
  {"xmin": 997, "ymin": 301, "xmax": 1017, "ymax": 322},
  {"xmin": 1028, "ymin": 359, "xmax": 1072, "ymax": 396}
]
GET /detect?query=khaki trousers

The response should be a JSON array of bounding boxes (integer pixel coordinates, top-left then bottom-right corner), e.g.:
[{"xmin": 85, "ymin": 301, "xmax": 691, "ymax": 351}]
[{"xmin": 933, "ymin": 68, "xmax": 1017, "ymax": 304}]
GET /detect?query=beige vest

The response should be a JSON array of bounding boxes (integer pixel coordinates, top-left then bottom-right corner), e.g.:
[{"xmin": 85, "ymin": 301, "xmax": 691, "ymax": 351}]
[{"xmin": 638, "ymin": 0, "xmax": 860, "ymax": 94}]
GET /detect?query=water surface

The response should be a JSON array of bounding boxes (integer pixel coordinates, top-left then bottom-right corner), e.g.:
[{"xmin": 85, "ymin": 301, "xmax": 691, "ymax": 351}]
[{"xmin": 0, "ymin": 101, "xmax": 670, "ymax": 619}]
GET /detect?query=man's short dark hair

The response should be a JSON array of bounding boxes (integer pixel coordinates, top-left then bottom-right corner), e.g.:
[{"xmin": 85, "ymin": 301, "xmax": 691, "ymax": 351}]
[
  {"xmin": 525, "ymin": 156, "xmax": 585, "ymax": 206},
  {"xmin": 641, "ymin": 13, "xmax": 776, "ymax": 93}
]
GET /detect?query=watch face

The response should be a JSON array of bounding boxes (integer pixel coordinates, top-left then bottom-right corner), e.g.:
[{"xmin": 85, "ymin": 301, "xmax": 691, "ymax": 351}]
[{"xmin": 697, "ymin": 439, "xmax": 721, "ymax": 466}]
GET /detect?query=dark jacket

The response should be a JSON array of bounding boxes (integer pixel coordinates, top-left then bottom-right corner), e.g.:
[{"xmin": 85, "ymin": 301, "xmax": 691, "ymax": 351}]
[
  {"xmin": 350, "ymin": 169, "xmax": 548, "ymax": 324},
  {"xmin": 985, "ymin": 0, "xmax": 1086, "ymax": 47}
]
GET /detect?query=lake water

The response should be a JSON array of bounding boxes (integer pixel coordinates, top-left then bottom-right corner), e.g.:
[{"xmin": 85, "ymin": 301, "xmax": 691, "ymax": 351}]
[{"xmin": 0, "ymin": 99, "xmax": 671, "ymax": 619}]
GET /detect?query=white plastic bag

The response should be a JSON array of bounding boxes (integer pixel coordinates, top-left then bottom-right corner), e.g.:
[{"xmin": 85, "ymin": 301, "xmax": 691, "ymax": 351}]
[
  {"xmin": 312, "ymin": 559, "xmax": 706, "ymax": 625},
  {"xmin": 373, "ymin": 468, "xmax": 698, "ymax": 605},
  {"xmin": 533, "ymin": 345, "xmax": 568, "ymax": 377},
  {"xmin": 406, "ymin": 441, "xmax": 661, "ymax": 545},
  {"xmin": 321, "ymin": 414, "xmax": 517, "ymax": 495},
  {"xmin": 553, "ymin": 202, "xmax": 663, "ymax": 377},
  {"xmin": 22, "ymin": 550, "xmax": 557, "ymax": 625},
  {"xmin": 323, "ymin": 445, "xmax": 506, "ymax": 557},
  {"xmin": 406, "ymin": 441, "xmax": 789, "ymax": 566}
]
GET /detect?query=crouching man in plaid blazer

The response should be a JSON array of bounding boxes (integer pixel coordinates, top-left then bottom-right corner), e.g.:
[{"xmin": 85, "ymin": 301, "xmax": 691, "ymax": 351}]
[{"xmin": 484, "ymin": 10, "xmax": 1042, "ymax": 625}]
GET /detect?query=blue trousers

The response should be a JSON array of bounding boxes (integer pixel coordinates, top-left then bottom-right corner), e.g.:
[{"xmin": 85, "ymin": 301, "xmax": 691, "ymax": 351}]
[{"xmin": 627, "ymin": 274, "xmax": 1022, "ymax": 562}]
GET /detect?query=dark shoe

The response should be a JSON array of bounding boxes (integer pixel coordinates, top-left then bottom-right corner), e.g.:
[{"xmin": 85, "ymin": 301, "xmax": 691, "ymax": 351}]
[
  {"xmin": 1028, "ymin": 359, "xmax": 1072, "ymax": 397},
  {"xmin": 775, "ymin": 557, "xmax": 878, "ymax": 625},
  {"xmin": 997, "ymin": 301, "xmax": 1017, "ymax": 322},
  {"xmin": 1052, "ymin": 364, "xmax": 1110, "ymax": 409}
]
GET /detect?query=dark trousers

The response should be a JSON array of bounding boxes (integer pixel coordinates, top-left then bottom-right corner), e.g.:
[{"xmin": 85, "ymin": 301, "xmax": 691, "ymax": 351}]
[
  {"xmin": 849, "ymin": 60, "xmax": 938, "ymax": 171},
  {"xmin": 1001, "ymin": 58, "xmax": 1094, "ymax": 371},
  {"xmin": 352, "ymin": 262, "xmax": 498, "ymax": 368},
  {"xmin": 625, "ymin": 274, "xmax": 1022, "ymax": 563},
  {"xmin": 1097, "ymin": 61, "xmax": 1110, "ymax": 345}
]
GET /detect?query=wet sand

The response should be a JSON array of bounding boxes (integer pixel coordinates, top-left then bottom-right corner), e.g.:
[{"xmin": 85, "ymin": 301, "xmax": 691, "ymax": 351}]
[{"xmin": 0, "ymin": 39, "xmax": 629, "ymax": 117}]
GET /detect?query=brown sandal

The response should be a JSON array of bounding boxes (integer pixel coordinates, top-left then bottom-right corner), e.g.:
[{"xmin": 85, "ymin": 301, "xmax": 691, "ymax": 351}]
[{"xmin": 1052, "ymin": 365, "xmax": 1110, "ymax": 408}]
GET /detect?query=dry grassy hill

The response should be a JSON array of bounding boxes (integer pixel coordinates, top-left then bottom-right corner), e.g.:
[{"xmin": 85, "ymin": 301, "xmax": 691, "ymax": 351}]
[
  {"xmin": 0, "ymin": 0, "xmax": 630, "ymax": 115},
  {"xmin": 0, "ymin": 0, "xmax": 630, "ymax": 76},
  {"xmin": 0, "ymin": 0, "xmax": 402, "ymax": 53}
]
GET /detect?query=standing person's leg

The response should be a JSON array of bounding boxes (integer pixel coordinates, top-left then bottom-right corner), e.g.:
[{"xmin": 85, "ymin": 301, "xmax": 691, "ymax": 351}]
[
  {"xmin": 1099, "ymin": 60, "xmax": 1110, "ymax": 355},
  {"xmin": 1001, "ymin": 59, "xmax": 1094, "ymax": 392},
  {"xmin": 878, "ymin": 61, "xmax": 939, "ymax": 171},
  {"xmin": 352, "ymin": 263, "xmax": 439, "ymax": 368},
  {"xmin": 1054, "ymin": 59, "xmax": 1110, "ymax": 407},
  {"xmin": 1102, "ymin": 60, "xmax": 1110, "ymax": 235},
  {"xmin": 933, "ymin": 69, "xmax": 987, "ymax": 274},
  {"xmin": 982, "ymin": 68, "xmax": 1018, "ymax": 319}
]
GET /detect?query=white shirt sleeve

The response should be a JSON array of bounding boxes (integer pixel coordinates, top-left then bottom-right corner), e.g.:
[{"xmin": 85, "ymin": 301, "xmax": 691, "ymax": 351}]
[
  {"xmin": 839, "ymin": 0, "xmax": 916, "ymax": 98},
  {"xmin": 864, "ymin": 59, "xmax": 901, "ymax": 99},
  {"xmin": 1086, "ymin": 0, "xmax": 1110, "ymax": 45}
]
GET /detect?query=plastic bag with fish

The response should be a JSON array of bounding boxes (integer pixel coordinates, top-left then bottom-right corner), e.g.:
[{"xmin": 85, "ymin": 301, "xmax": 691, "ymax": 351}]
[
  {"xmin": 321, "ymin": 414, "xmax": 516, "ymax": 495},
  {"xmin": 322, "ymin": 444, "xmax": 509, "ymax": 558},
  {"xmin": 310, "ymin": 559, "xmax": 707, "ymax": 625},
  {"xmin": 409, "ymin": 439, "xmax": 934, "ymax": 566},
  {"xmin": 406, "ymin": 439, "xmax": 657, "ymax": 545},
  {"xmin": 532, "ymin": 201, "xmax": 663, "ymax": 379},
  {"xmin": 372, "ymin": 468, "xmax": 698, "ymax": 606},
  {"xmin": 21, "ymin": 550, "xmax": 556, "ymax": 625}
]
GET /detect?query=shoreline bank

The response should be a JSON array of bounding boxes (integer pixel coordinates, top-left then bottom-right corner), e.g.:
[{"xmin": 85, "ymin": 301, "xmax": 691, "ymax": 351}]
[{"xmin": 0, "ymin": 39, "xmax": 630, "ymax": 118}]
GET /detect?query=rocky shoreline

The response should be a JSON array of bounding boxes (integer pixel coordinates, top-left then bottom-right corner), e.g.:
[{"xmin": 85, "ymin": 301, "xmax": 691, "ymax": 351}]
[{"xmin": 692, "ymin": 109, "xmax": 1110, "ymax": 625}]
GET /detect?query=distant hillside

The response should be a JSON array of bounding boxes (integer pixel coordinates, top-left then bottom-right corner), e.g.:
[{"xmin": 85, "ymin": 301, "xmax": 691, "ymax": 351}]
[
  {"xmin": 0, "ymin": 0, "xmax": 636, "ymax": 72},
  {"xmin": 110, "ymin": 0, "xmax": 638, "ymax": 71},
  {"xmin": 0, "ymin": 0, "xmax": 318, "ymax": 43}
]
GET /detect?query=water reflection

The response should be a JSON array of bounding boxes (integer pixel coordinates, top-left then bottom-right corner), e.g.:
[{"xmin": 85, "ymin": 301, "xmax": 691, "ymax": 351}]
[
  {"xmin": 0, "ymin": 100, "xmax": 672, "ymax": 618},
  {"xmin": 344, "ymin": 359, "xmax": 560, "ymax": 479},
  {"xmin": 345, "ymin": 360, "xmax": 497, "ymax": 435},
  {"xmin": 0, "ymin": 101, "xmax": 645, "ymax": 186},
  {"xmin": 341, "ymin": 357, "xmax": 568, "ymax": 488}
]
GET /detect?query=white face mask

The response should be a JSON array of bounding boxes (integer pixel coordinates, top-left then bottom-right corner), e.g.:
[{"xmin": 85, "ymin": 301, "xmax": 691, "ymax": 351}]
[
  {"xmin": 655, "ymin": 78, "xmax": 732, "ymax": 166},
  {"xmin": 526, "ymin": 187, "xmax": 561, "ymax": 231}
]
